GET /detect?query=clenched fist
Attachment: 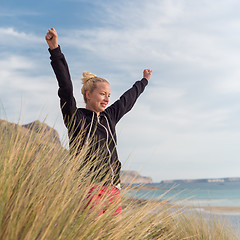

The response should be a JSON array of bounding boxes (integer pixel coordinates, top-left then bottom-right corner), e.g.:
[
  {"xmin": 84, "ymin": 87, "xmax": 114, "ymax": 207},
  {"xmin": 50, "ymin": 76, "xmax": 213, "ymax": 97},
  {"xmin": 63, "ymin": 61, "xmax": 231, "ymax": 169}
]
[
  {"xmin": 143, "ymin": 69, "xmax": 152, "ymax": 81},
  {"xmin": 45, "ymin": 27, "xmax": 58, "ymax": 50}
]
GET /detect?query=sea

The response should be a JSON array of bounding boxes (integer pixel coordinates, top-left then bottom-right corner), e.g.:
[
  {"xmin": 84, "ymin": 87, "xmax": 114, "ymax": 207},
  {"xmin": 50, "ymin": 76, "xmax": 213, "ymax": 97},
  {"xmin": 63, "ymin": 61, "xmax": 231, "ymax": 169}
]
[{"xmin": 127, "ymin": 181, "xmax": 240, "ymax": 235}]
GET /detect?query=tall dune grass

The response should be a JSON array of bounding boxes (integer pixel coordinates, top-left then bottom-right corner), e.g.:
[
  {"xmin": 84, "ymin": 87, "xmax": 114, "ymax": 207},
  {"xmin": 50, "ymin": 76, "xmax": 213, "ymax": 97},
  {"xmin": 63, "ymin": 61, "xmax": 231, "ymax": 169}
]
[{"xmin": 0, "ymin": 119, "xmax": 239, "ymax": 240}]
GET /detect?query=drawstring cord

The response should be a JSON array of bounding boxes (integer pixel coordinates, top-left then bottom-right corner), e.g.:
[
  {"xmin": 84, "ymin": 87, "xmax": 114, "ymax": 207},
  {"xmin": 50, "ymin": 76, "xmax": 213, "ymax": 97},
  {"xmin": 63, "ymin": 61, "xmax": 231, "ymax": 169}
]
[
  {"xmin": 84, "ymin": 112, "xmax": 94, "ymax": 145},
  {"xmin": 104, "ymin": 115, "xmax": 117, "ymax": 147}
]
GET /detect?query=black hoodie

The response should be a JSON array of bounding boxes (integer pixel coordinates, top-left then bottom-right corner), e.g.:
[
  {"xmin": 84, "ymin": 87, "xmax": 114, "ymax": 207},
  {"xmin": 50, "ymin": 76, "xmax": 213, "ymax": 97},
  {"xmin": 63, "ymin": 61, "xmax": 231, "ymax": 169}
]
[{"xmin": 49, "ymin": 46, "xmax": 148, "ymax": 186}]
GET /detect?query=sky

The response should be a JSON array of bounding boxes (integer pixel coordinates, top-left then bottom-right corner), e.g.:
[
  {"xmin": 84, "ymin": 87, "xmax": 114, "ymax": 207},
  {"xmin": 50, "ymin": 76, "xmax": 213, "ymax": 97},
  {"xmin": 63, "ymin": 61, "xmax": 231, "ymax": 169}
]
[{"xmin": 1, "ymin": 0, "xmax": 240, "ymax": 182}]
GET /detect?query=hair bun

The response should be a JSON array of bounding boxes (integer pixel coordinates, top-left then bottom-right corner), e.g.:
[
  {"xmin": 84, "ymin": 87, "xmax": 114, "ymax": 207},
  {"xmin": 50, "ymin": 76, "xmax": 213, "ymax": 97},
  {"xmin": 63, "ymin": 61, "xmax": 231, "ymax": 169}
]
[{"xmin": 81, "ymin": 72, "xmax": 97, "ymax": 84}]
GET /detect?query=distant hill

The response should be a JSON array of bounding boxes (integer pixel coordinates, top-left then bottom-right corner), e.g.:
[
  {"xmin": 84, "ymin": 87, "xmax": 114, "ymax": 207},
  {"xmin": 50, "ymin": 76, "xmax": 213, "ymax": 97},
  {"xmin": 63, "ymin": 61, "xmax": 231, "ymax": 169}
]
[
  {"xmin": 1, "ymin": 119, "xmax": 152, "ymax": 184},
  {"xmin": 22, "ymin": 120, "xmax": 61, "ymax": 146},
  {"xmin": 161, "ymin": 177, "xmax": 240, "ymax": 184},
  {"xmin": 120, "ymin": 170, "xmax": 152, "ymax": 184},
  {"xmin": 0, "ymin": 119, "xmax": 65, "ymax": 157}
]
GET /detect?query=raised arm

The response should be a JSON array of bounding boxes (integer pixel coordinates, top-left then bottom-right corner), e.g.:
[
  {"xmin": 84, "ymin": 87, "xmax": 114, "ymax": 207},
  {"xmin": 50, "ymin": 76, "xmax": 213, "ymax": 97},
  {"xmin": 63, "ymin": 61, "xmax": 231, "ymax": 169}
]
[
  {"xmin": 105, "ymin": 69, "xmax": 152, "ymax": 123},
  {"xmin": 46, "ymin": 28, "xmax": 77, "ymax": 126}
]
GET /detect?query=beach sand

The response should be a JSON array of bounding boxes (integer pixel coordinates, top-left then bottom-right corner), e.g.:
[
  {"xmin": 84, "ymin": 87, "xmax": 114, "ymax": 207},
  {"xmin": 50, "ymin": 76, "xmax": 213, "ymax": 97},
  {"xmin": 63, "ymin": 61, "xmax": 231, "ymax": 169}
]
[
  {"xmin": 190, "ymin": 206, "xmax": 240, "ymax": 215},
  {"xmin": 124, "ymin": 197, "xmax": 240, "ymax": 234}
]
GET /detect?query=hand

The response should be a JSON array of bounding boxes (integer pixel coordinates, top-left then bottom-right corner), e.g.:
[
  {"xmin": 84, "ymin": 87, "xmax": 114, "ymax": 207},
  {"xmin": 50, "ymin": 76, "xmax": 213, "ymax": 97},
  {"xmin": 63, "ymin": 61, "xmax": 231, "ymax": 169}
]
[
  {"xmin": 143, "ymin": 69, "xmax": 152, "ymax": 81},
  {"xmin": 45, "ymin": 27, "xmax": 58, "ymax": 50}
]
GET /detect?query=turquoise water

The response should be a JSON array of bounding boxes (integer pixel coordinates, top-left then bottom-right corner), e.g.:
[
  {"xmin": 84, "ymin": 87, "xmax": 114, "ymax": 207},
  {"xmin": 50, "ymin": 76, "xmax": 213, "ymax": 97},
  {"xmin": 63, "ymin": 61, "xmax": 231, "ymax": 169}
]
[
  {"xmin": 128, "ymin": 181, "xmax": 240, "ymax": 207},
  {"xmin": 128, "ymin": 181, "xmax": 240, "ymax": 235}
]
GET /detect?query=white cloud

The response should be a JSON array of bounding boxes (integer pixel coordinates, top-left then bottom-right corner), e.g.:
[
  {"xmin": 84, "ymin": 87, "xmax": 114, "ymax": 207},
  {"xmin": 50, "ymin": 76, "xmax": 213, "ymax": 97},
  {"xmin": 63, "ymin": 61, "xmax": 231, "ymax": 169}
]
[
  {"xmin": 0, "ymin": 27, "xmax": 42, "ymax": 47},
  {"xmin": 59, "ymin": 0, "xmax": 240, "ymax": 83},
  {"xmin": 214, "ymin": 70, "xmax": 240, "ymax": 93}
]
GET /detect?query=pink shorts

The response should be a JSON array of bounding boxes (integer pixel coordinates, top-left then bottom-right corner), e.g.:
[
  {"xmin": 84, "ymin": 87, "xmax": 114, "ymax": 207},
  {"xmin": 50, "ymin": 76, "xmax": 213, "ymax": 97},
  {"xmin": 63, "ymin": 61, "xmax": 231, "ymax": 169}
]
[{"xmin": 85, "ymin": 185, "xmax": 122, "ymax": 215}]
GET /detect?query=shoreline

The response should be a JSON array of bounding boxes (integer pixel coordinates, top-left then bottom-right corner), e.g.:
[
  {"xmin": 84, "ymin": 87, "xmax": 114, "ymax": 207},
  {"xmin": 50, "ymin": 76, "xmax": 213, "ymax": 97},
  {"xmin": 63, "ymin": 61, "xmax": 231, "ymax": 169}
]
[
  {"xmin": 125, "ymin": 196, "xmax": 240, "ymax": 215},
  {"xmin": 190, "ymin": 206, "xmax": 240, "ymax": 215},
  {"xmin": 124, "ymin": 197, "xmax": 240, "ymax": 233}
]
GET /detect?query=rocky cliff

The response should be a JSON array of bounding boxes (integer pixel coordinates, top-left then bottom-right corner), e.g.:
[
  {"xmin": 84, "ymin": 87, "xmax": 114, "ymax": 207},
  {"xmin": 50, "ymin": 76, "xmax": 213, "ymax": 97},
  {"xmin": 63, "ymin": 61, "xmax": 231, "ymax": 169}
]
[
  {"xmin": 0, "ymin": 119, "xmax": 63, "ymax": 150},
  {"xmin": 1, "ymin": 119, "xmax": 153, "ymax": 184},
  {"xmin": 120, "ymin": 170, "xmax": 152, "ymax": 184},
  {"xmin": 22, "ymin": 120, "xmax": 61, "ymax": 146}
]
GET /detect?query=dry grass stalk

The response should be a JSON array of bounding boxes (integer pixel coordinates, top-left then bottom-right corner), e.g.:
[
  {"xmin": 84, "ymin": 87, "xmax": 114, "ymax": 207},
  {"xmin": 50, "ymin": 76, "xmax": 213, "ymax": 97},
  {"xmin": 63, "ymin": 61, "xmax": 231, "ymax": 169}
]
[{"xmin": 0, "ymin": 119, "xmax": 238, "ymax": 240}]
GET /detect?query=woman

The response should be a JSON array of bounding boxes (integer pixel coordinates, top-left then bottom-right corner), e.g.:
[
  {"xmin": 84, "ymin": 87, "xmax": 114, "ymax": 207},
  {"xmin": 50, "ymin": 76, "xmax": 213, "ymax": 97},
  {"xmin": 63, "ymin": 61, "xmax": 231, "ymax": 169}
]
[{"xmin": 45, "ymin": 28, "xmax": 152, "ymax": 215}]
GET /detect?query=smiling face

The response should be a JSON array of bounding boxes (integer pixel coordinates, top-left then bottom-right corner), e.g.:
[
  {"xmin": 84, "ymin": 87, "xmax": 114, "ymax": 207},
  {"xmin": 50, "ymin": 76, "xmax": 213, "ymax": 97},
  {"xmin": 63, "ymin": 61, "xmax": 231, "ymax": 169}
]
[{"xmin": 85, "ymin": 82, "xmax": 111, "ymax": 115}]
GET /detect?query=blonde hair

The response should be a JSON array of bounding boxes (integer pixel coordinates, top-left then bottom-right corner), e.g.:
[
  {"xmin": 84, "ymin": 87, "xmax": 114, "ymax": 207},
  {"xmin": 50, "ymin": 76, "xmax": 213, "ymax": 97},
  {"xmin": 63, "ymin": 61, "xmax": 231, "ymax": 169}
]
[{"xmin": 81, "ymin": 72, "xmax": 109, "ymax": 103}]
